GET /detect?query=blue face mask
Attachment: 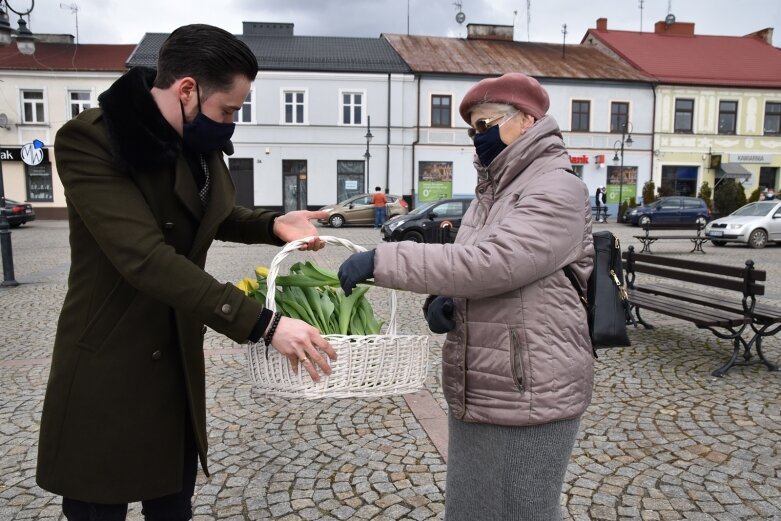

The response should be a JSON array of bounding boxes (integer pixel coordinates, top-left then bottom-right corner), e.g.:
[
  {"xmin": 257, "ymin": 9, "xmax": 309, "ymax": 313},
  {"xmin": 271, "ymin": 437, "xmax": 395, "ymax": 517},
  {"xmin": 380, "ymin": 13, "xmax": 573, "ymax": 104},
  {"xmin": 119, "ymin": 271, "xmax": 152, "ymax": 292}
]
[
  {"xmin": 473, "ymin": 123, "xmax": 507, "ymax": 167},
  {"xmin": 181, "ymin": 86, "xmax": 235, "ymax": 154}
]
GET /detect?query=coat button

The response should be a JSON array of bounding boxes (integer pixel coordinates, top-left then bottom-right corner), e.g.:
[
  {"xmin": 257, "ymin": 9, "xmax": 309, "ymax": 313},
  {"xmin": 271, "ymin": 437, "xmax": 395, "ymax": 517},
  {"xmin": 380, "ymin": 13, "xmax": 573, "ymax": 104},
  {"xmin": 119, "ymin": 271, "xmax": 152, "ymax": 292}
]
[
  {"xmin": 221, "ymin": 304, "xmax": 232, "ymax": 314},
  {"xmin": 163, "ymin": 222, "xmax": 175, "ymax": 230},
  {"xmin": 152, "ymin": 350, "xmax": 162, "ymax": 360}
]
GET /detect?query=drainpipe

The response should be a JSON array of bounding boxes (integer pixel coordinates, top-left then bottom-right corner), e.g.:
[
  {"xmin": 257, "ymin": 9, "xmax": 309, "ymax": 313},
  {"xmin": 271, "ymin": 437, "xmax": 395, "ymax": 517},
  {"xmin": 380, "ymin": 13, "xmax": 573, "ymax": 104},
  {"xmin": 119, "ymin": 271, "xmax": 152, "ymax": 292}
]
[
  {"xmin": 410, "ymin": 75, "xmax": 420, "ymax": 209},
  {"xmin": 650, "ymin": 82, "xmax": 657, "ymax": 203},
  {"xmin": 386, "ymin": 73, "xmax": 391, "ymax": 193}
]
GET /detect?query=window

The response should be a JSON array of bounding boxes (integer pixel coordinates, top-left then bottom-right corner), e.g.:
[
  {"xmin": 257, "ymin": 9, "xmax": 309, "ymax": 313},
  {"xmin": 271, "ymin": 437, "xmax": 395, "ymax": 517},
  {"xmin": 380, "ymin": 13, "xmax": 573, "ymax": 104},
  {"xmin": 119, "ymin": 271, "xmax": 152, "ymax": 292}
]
[
  {"xmin": 610, "ymin": 102, "xmax": 629, "ymax": 133},
  {"xmin": 432, "ymin": 201, "xmax": 462, "ymax": 217},
  {"xmin": 26, "ymin": 162, "xmax": 53, "ymax": 202},
  {"xmin": 718, "ymin": 100, "xmax": 738, "ymax": 134},
  {"xmin": 21, "ymin": 89, "xmax": 46, "ymax": 124},
  {"xmin": 336, "ymin": 160, "xmax": 365, "ymax": 201},
  {"xmin": 431, "ymin": 95, "xmax": 452, "ymax": 128},
  {"xmin": 234, "ymin": 87, "xmax": 254, "ymax": 124},
  {"xmin": 68, "ymin": 90, "xmax": 91, "ymax": 118},
  {"xmin": 283, "ymin": 91, "xmax": 306, "ymax": 124},
  {"xmin": 571, "ymin": 100, "xmax": 590, "ymax": 132},
  {"xmin": 674, "ymin": 99, "xmax": 694, "ymax": 133},
  {"xmin": 570, "ymin": 165, "xmax": 584, "ymax": 178},
  {"xmin": 764, "ymin": 102, "xmax": 781, "ymax": 135},
  {"xmin": 341, "ymin": 92, "xmax": 363, "ymax": 125}
]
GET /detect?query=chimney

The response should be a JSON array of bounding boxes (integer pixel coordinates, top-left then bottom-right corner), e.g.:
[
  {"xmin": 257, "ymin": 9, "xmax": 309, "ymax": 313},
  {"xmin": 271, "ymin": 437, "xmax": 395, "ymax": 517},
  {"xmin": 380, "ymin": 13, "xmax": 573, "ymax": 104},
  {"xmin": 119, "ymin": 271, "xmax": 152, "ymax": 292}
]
[
  {"xmin": 242, "ymin": 22, "xmax": 294, "ymax": 37},
  {"xmin": 596, "ymin": 18, "xmax": 607, "ymax": 31},
  {"xmin": 654, "ymin": 20, "xmax": 695, "ymax": 36},
  {"xmin": 744, "ymin": 27, "xmax": 774, "ymax": 45},
  {"xmin": 466, "ymin": 23, "xmax": 514, "ymax": 41}
]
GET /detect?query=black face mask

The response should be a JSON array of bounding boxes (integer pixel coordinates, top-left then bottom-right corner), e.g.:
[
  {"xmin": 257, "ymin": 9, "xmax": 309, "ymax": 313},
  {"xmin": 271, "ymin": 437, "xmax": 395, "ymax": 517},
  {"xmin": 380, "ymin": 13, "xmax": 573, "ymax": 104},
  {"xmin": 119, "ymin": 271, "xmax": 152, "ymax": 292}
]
[
  {"xmin": 180, "ymin": 86, "xmax": 235, "ymax": 153},
  {"xmin": 473, "ymin": 124, "xmax": 507, "ymax": 167}
]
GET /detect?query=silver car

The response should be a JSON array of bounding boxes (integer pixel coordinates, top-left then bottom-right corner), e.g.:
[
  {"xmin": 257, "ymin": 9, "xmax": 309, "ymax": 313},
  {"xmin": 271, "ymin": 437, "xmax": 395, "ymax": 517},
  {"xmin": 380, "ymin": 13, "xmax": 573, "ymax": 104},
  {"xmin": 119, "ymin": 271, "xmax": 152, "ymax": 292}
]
[{"xmin": 704, "ymin": 201, "xmax": 781, "ymax": 248}]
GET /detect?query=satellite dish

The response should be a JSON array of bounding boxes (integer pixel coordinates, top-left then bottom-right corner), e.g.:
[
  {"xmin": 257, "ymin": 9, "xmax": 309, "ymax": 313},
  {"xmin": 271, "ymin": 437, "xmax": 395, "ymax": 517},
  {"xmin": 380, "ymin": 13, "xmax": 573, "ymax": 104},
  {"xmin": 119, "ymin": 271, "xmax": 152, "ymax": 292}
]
[
  {"xmin": 456, "ymin": 11, "xmax": 466, "ymax": 24},
  {"xmin": 665, "ymin": 13, "xmax": 676, "ymax": 26},
  {"xmin": 0, "ymin": 113, "xmax": 8, "ymax": 129}
]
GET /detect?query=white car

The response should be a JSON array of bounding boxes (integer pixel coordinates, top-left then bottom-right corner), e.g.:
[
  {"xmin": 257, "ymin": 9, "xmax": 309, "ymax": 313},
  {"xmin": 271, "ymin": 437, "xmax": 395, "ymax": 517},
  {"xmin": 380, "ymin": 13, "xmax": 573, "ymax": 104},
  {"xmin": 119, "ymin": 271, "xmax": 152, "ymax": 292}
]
[{"xmin": 704, "ymin": 201, "xmax": 781, "ymax": 248}]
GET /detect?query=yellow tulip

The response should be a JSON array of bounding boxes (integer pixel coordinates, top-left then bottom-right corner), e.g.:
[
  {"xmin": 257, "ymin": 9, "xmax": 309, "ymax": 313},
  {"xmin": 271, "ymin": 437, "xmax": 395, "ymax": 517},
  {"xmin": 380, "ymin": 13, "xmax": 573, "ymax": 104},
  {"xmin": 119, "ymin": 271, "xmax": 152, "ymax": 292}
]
[
  {"xmin": 236, "ymin": 277, "xmax": 258, "ymax": 295},
  {"xmin": 255, "ymin": 266, "xmax": 270, "ymax": 279}
]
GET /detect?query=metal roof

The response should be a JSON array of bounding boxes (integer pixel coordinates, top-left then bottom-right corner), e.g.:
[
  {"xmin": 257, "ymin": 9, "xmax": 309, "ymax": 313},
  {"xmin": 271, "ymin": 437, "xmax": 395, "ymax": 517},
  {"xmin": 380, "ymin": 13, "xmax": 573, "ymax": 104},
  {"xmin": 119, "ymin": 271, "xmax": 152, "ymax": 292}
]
[
  {"xmin": 584, "ymin": 25, "xmax": 781, "ymax": 88},
  {"xmin": 718, "ymin": 164, "xmax": 752, "ymax": 179},
  {"xmin": 0, "ymin": 42, "xmax": 135, "ymax": 72},
  {"xmin": 382, "ymin": 34, "xmax": 653, "ymax": 82},
  {"xmin": 127, "ymin": 33, "xmax": 410, "ymax": 74}
]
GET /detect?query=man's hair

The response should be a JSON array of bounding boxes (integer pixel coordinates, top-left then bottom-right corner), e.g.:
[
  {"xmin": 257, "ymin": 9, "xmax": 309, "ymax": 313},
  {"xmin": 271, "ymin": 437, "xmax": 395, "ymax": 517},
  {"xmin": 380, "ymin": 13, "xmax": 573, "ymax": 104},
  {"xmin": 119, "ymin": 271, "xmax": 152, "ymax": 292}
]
[
  {"xmin": 375, "ymin": 186, "xmax": 381, "ymax": 191},
  {"xmin": 154, "ymin": 24, "xmax": 258, "ymax": 97}
]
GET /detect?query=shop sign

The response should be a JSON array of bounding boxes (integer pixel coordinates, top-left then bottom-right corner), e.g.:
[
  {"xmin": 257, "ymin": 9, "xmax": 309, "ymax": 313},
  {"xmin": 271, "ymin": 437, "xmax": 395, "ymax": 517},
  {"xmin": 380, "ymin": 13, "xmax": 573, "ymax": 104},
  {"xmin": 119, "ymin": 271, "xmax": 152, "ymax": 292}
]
[
  {"xmin": 0, "ymin": 146, "xmax": 50, "ymax": 163},
  {"xmin": 730, "ymin": 153, "xmax": 772, "ymax": 164},
  {"xmin": 569, "ymin": 155, "xmax": 590, "ymax": 164}
]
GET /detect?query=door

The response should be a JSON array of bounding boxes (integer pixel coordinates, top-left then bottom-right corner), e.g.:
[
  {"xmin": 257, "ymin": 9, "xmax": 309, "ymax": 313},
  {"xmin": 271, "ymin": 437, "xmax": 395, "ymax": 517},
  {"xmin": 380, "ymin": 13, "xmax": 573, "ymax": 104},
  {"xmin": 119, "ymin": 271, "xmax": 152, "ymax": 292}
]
[
  {"xmin": 655, "ymin": 197, "xmax": 682, "ymax": 224},
  {"xmin": 282, "ymin": 160, "xmax": 308, "ymax": 213},
  {"xmin": 681, "ymin": 198, "xmax": 703, "ymax": 225},
  {"xmin": 228, "ymin": 158, "xmax": 254, "ymax": 208},
  {"xmin": 424, "ymin": 200, "xmax": 466, "ymax": 242},
  {"xmin": 769, "ymin": 204, "xmax": 781, "ymax": 241},
  {"xmin": 343, "ymin": 195, "xmax": 374, "ymax": 225}
]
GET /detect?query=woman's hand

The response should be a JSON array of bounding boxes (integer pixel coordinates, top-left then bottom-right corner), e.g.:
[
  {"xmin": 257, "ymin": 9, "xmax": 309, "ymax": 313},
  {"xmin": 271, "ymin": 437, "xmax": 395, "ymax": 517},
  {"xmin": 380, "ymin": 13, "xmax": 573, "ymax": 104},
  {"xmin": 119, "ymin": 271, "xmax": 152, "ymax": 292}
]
[
  {"xmin": 273, "ymin": 211, "xmax": 329, "ymax": 251},
  {"xmin": 269, "ymin": 316, "xmax": 337, "ymax": 382}
]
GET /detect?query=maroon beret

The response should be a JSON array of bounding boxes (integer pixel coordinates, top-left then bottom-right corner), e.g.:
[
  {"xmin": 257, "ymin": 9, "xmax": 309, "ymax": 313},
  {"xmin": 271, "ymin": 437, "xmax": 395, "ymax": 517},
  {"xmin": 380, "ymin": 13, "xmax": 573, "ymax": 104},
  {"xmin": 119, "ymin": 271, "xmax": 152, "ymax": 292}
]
[{"xmin": 459, "ymin": 72, "xmax": 550, "ymax": 124}]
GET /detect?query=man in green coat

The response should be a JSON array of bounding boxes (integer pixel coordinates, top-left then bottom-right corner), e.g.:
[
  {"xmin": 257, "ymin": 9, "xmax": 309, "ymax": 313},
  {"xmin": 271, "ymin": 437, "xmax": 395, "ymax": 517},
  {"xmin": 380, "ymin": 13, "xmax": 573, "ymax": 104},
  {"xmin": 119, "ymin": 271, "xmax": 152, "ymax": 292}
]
[{"xmin": 37, "ymin": 24, "xmax": 336, "ymax": 520}]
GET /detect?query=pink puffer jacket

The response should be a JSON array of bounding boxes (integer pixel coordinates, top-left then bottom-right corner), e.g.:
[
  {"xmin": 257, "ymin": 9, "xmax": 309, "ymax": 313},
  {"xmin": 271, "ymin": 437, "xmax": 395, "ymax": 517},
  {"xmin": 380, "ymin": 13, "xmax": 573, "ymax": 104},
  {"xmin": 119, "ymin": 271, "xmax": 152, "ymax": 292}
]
[{"xmin": 374, "ymin": 115, "xmax": 594, "ymax": 426}]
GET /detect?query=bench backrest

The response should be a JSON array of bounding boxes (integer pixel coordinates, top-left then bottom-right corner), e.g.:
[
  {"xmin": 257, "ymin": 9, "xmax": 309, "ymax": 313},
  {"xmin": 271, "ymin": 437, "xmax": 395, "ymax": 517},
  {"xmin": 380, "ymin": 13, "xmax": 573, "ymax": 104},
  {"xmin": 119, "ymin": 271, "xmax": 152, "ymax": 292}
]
[
  {"xmin": 622, "ymin": 246, "xmax": 766, "ymax": 297},
  {"xmin": 641, "ymin": 221, "xmax": 704, "ymax": 234}
]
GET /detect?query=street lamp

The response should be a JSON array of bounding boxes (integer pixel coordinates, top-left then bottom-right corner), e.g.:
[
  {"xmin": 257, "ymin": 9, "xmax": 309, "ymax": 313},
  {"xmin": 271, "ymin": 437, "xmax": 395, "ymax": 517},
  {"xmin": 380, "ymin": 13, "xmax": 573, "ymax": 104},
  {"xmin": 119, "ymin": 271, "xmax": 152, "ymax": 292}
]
[
  {"xmin": 364, "ymin": 115, "xmax": 373, "ymax": 193},
  {"xmin": 612, "ymin": 122, "xmax": 633, "ymax": 223},
  {"xmin": 0, "ymin": 1, "xmax": 36, "ymax": 55}
]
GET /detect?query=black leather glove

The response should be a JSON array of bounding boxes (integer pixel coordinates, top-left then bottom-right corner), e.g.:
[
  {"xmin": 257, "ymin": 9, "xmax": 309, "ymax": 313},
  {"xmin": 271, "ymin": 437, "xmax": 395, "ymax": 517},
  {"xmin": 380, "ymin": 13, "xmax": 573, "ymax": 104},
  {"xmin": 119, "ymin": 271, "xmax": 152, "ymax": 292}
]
[
  {"xmin": 426, "ymin": 295, "xmax": 455, "ymax": 334},
  {"xmin": 338, "ymin": 250, "xmax": 376, "ymax": 296}
]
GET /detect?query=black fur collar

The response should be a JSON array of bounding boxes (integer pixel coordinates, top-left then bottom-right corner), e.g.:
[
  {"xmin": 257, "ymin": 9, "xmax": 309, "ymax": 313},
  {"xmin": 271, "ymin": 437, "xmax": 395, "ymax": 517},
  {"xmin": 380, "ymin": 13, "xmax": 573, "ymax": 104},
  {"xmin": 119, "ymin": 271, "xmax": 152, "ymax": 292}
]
[{"xmin": 98, "ymin": 67, "xmax": 181, "ymax": 169}]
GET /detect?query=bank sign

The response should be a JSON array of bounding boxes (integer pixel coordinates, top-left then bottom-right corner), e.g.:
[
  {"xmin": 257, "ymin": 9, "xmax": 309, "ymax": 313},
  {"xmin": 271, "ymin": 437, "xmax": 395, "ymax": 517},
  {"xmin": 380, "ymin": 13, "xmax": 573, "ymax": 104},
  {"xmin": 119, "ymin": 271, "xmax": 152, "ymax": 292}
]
[{"xmin": 0, "ymin": 146, "xmax": 50, "ymax": 164}]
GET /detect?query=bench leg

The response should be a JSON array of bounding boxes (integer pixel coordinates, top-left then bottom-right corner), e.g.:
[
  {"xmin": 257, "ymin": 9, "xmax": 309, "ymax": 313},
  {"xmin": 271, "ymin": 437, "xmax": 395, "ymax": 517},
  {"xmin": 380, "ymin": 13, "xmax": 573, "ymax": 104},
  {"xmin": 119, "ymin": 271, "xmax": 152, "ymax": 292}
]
[
  {"xmin": 634, "ymin": 306, "xmax": 654, "ymax": 329},
  {"xmin": 712, "ymin": 337, "xmax": 743, "ymax": 377},
  {"xmin": 753, "ymin": 336, "xmax": 780, "ymax": 372},
  {"xmin": 639, "ymin": 240, "xmax": 653, "ymax": 254},
  {"xmin": 690, "ymin": 239, "xmax": 706, "ymax": 254}
]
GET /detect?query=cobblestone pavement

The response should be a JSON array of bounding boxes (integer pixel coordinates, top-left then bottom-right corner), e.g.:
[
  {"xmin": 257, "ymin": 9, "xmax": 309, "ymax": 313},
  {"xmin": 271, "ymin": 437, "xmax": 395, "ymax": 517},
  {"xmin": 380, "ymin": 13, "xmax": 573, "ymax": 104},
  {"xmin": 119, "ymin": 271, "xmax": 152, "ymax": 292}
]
[{"xmin": 0, "ymin": 219, "xmax": 780, "ymax": 521}]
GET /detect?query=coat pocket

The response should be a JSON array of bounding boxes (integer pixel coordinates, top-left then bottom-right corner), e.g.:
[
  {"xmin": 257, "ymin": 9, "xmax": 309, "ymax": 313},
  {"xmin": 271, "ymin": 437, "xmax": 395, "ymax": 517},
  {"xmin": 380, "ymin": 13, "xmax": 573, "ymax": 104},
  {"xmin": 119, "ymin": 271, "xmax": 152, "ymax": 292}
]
[
  {"xmin": 76, "ymin": 279, "xmax": 137, "ymax": 353},
  {"xmin": 509, "ymin": 329, "xmax": 525, "ymax": 393}
]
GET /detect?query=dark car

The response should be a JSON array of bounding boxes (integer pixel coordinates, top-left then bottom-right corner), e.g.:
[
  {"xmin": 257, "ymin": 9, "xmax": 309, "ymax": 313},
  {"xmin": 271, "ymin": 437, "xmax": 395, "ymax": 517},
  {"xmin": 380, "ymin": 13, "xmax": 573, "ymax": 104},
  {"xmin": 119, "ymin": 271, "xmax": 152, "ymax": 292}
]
[
  {"xmin": 623, "ymin": 196, "xmax": 711, "ymax": 227},
  {"xmin": 1, "ymin": 199, "xmax": 35, "ymax": 228},
  {"xmin": 381, "ymin": 198, "xmax": 473, "ymax": 243}
]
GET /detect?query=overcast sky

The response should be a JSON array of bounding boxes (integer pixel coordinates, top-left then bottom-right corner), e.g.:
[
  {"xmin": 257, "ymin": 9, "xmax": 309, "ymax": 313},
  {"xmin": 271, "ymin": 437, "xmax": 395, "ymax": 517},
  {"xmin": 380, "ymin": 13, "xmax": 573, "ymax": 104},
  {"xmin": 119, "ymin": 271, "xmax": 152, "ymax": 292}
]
[{"xmin": 26, "ymin": 0, "xmax": 781, "ymax": 46}]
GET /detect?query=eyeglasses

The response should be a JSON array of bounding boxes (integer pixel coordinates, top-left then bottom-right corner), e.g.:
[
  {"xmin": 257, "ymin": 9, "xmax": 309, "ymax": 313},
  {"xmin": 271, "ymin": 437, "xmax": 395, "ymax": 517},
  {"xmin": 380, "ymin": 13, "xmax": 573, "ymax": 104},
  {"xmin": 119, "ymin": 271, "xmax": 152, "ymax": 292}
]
[{"xmin": 467, "ymin": 112, "xmax": 518, "ymax": 138}]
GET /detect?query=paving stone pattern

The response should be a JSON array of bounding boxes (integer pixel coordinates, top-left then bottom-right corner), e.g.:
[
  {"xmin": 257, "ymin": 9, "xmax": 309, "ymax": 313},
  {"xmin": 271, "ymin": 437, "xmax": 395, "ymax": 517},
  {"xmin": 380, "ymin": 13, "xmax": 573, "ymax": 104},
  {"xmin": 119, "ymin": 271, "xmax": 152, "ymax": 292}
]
[{"xmin": 0, "ymin": 220, "xmax": 779, "ymax": 520}]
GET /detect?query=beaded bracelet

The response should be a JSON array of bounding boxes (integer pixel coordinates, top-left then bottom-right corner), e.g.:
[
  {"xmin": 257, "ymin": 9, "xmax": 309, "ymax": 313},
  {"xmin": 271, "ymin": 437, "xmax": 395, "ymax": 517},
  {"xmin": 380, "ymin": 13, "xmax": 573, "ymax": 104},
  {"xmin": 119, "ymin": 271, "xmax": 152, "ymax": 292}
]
[{"xmin": 263, "ymin": 312, "xmax": 283, "ymax": 357}]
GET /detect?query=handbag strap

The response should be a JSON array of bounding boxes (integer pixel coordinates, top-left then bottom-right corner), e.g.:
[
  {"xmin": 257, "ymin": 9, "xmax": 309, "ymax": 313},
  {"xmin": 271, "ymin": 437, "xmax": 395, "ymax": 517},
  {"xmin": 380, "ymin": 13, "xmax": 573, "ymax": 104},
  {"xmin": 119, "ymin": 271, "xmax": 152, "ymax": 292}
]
[{"xmin": 562, "ymin": 265, "xmax": 588, "ymax": 309}]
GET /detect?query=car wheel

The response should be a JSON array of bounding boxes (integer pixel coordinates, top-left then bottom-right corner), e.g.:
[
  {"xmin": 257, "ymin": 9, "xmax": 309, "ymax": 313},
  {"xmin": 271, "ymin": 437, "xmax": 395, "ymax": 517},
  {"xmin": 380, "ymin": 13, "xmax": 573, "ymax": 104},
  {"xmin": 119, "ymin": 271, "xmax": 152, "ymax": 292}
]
[
  {"xmin": 695, "ymin": 216, "xmax": 708, "ymax": 228},
  {"xmin": 638, "ymin": 215, "xmax": 651, "ymax": 227},
  {"xmin": 748, "ymin": 229, "xmax": 768, "ymax": 249},
  {"xmin": 402, "ymin": 230, "xmax": 424, "ymax": 243},
  {"xmin": 711, "ymin": 240, "xmax": 727, "ymax": 246},
  {"xmin": 9, "ymin": 222, "xmax": 21, "ymax": 229},
  {"xmin": 329, "ymin": 215, "xmax": 345, "ymax": 228}
]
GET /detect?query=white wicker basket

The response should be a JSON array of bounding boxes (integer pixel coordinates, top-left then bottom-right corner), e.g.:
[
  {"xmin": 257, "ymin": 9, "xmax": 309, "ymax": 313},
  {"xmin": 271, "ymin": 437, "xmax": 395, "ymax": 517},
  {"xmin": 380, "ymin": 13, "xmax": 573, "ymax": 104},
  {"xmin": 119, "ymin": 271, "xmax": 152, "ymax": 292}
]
[{"xmin": 246, "ymin": 236, "xmax": 429, "ymax": 399}]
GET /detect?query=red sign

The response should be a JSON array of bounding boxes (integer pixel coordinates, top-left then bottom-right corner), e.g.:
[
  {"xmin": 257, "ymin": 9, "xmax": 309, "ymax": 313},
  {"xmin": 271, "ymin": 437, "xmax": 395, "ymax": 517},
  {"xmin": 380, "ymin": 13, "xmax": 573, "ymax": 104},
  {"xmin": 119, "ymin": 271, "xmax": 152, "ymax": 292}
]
[{"xmin": 569, "ymin": 155, "xmax": 590, "ymax": 164}]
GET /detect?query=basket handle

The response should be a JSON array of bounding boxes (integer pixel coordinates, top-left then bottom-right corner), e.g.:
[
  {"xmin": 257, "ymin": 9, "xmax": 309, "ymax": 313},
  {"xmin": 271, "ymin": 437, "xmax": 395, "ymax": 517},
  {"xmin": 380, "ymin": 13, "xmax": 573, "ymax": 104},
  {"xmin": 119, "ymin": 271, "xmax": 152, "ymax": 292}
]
[{"xmin": 265, "ymin": 236, "xmax": 399, "ymax": 335}]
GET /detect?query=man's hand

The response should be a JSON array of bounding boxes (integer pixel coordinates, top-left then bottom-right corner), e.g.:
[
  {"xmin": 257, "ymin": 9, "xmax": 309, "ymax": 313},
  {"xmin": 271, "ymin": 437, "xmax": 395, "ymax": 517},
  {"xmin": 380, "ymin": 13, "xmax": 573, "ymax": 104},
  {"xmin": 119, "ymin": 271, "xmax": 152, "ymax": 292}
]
[
  {"xmin": 273, "ymin": 210, "xmax": 329, "ymax": 251},
  {"xmin": 270, "ymin": 316, "xmax": 337, "ymax": 382}
]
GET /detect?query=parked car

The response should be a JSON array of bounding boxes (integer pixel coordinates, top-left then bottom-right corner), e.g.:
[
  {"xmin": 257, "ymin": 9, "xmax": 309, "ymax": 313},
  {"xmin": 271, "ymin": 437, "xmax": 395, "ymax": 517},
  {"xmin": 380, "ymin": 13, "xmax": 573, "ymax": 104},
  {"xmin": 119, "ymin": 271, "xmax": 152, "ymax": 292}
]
[
  {"xmin": 317, "ymin": 193, "xmax": 408, "ymax": 228},
  {"xmin": 704, "ymin": 201, "xmax": 781, "ymax": 249},
  {"xmin": 381, "ymin": 198, "xmax": 473, "ymax": 243},
  {"xmin": 1, "ymin": 199, "xmax": 35, "ymax": 228},
  {"xmin": 623, "ymin": 196, "xmax": 711, "ymax": 227}
]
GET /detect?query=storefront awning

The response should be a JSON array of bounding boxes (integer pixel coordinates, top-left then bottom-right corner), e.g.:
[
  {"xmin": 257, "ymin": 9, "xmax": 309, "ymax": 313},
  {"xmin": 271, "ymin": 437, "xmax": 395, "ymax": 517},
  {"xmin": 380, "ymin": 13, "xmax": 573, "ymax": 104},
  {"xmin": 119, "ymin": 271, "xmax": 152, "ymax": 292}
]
[{"xmin": 717, "ymin": 163, "xmax": 752, "ymax": 180}]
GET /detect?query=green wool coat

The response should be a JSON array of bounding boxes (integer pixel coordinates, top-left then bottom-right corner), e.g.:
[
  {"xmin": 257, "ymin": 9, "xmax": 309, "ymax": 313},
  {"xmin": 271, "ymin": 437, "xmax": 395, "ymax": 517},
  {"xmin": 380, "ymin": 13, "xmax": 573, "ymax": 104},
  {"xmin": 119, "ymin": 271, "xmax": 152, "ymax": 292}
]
[{"xmin": 37, "ymin": 107, "xmax": 280, "ymax": 503}]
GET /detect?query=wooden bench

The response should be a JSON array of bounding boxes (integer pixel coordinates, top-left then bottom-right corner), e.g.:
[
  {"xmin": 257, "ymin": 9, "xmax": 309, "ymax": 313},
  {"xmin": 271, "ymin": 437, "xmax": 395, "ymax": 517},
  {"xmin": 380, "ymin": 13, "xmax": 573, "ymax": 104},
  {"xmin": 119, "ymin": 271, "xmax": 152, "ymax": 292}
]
[
  {"xmin": 591, "ymin": 206, "xmax": 610, "ymax": 223},
  {"xmin": 623, "ymin": 246, "xmax": 781, "ymax": 377},
  {"xmin": 633, "ymin": 222, "xmax": 707, "ymax": 254}
]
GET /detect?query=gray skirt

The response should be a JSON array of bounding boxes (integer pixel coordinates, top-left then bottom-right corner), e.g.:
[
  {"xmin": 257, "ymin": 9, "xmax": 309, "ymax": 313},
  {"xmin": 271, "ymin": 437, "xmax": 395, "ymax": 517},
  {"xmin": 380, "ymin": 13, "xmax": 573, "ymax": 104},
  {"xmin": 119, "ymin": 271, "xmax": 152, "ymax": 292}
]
[{"xmin": 445, "ymin": 413, "xmax": 581, "ymax": 521}]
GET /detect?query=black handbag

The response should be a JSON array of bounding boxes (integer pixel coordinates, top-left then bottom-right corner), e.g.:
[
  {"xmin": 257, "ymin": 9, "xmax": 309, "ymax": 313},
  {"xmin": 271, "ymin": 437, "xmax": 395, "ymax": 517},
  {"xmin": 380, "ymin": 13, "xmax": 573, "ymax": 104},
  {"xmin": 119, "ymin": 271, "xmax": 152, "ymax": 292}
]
[{"xmin": 563, "ymin": 231, "xmax": 633, "ymax": 351}]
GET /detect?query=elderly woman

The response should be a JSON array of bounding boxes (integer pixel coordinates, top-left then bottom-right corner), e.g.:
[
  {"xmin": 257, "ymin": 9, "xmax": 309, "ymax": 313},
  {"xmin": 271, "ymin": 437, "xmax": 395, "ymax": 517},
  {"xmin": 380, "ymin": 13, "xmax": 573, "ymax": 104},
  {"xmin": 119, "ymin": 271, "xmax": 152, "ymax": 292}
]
[{"xmin": 339, "ymin": 72, "xmax": 594, "ymax": 520}]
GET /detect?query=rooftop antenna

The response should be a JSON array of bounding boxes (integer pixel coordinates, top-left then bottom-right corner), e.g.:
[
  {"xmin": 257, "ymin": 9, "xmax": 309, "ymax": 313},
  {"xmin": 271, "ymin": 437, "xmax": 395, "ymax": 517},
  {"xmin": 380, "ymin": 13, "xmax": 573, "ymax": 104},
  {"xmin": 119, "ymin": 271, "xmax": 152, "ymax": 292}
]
[
  {"xmin": 561, "ymin": 23, "xmax": 567, "ymax": 59},
  {"xmin": 526, "ymin": 0, "xmax": 531, "ymax": 42},
  {"xmin": 639, "ymin": 0, "xmax": 644, "ymax": 32},
  {"xmin": 454, "ymin": 1, "xmax": 465, "ymax": 37},
  {"xmin": 59, "ymin": 2, "xmax": 79, "ymax": 44}
]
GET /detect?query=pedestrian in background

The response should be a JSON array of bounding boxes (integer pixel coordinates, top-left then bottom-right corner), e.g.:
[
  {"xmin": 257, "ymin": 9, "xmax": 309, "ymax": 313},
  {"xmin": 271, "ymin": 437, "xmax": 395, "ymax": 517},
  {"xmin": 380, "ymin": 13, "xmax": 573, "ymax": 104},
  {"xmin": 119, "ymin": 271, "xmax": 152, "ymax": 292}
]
[
  {"xmin": 38, "ymin": 24, "xmax": 335, "ymax": 521},
  {"xmin": 338, "ymin": 72, "xmax": 594, "ymax": 520},
  {"xmin": 372, "ymin": 186, "xmax": 388, "ymax": 228}
]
